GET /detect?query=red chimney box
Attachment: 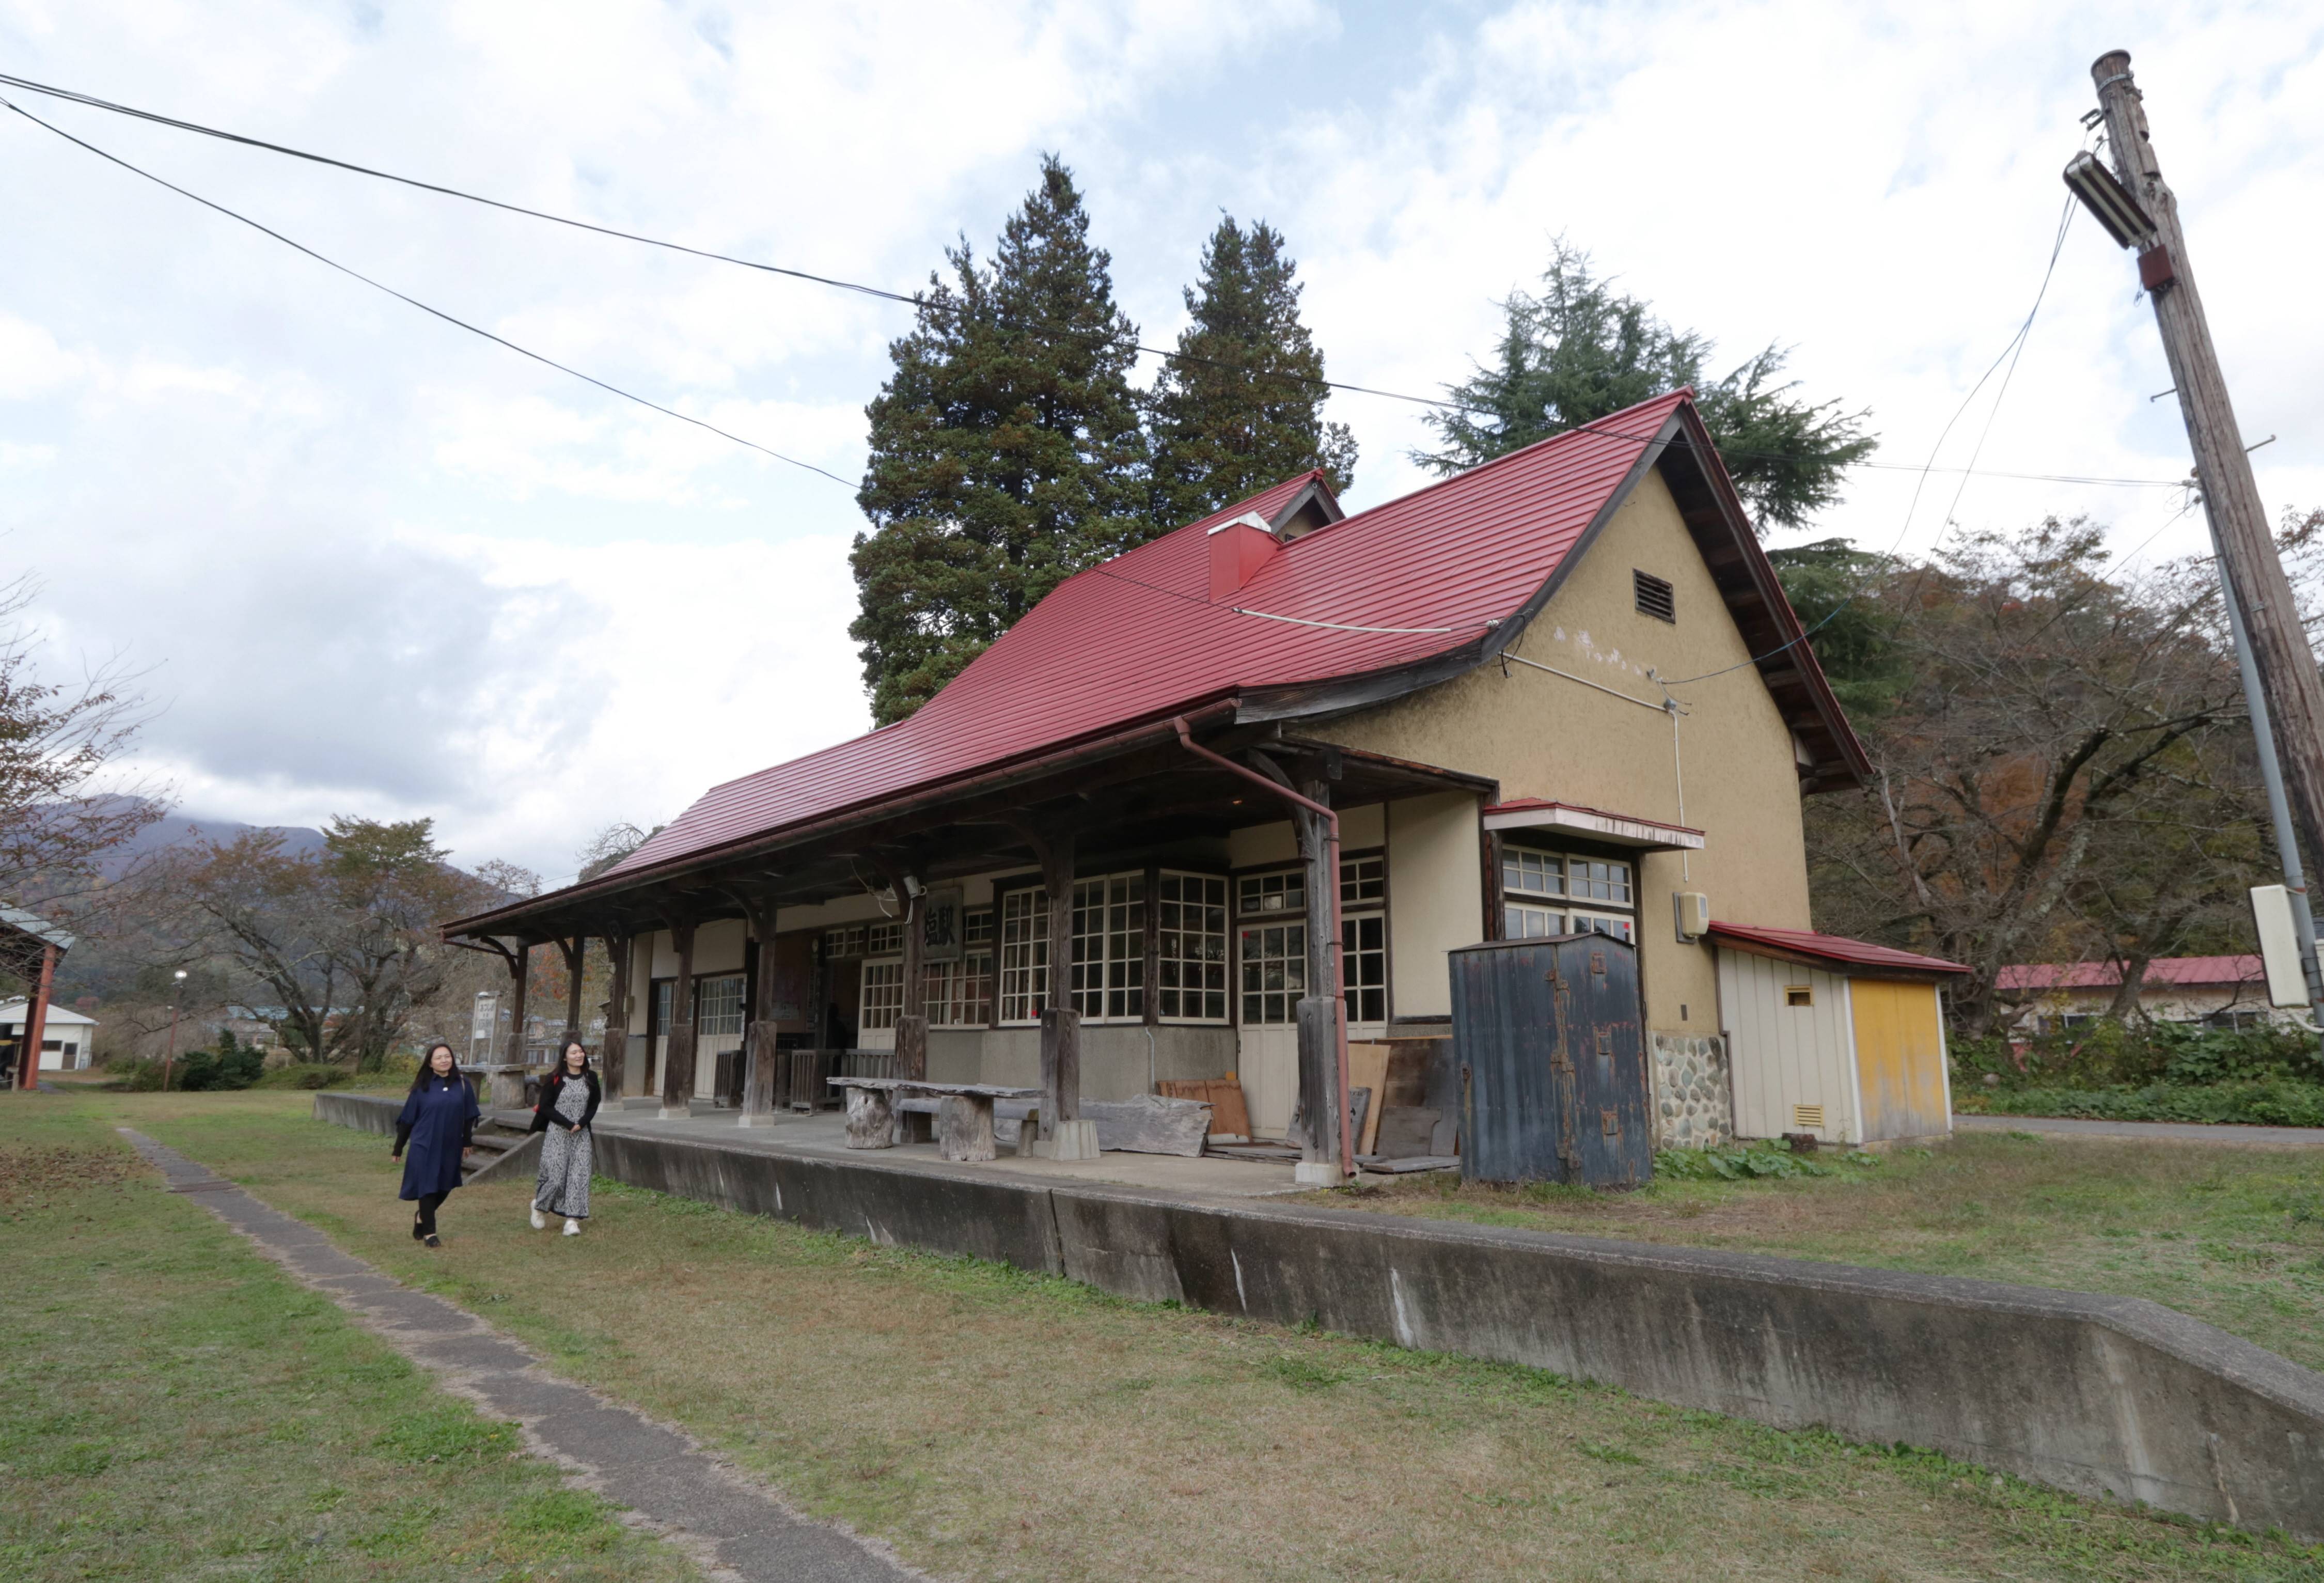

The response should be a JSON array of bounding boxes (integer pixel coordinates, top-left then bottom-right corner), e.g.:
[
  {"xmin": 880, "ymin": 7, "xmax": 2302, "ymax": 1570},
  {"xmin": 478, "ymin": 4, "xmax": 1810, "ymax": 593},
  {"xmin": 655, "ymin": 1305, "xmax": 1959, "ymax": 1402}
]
[{"xmin": 1208, "ymin": 513, "xmax": 1280, "ymax": 602}]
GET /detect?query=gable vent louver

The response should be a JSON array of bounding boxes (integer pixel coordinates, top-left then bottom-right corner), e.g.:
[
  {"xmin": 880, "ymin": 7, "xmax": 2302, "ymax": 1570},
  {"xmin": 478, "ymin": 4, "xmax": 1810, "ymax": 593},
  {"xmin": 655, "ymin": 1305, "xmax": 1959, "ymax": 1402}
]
[{"xmin": 1634, "ymin": 570, "xmax": 1676, "ymax": 623}]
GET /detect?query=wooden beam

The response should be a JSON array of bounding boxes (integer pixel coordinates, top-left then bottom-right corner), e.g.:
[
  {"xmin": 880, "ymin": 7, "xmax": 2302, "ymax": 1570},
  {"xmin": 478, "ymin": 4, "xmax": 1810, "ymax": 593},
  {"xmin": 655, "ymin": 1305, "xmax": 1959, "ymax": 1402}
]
[
  {"xmin": 557, "ymin": 936, "xmax": 586, "ymax": 1047},
  {"xmin": 598, "ymin": 930, "xmax": 633, "ymax": 1098},
  {"xmin": 660, "ymin": 919, "xmax": 697, "ymax": 1120},
  {"xmin": 1006, "ymin": 815, "xmax": 1080, "ymax": 1135},
  {"xmin": 494, "ymin": 942, "xmax": 530, "ymax": 1109}
]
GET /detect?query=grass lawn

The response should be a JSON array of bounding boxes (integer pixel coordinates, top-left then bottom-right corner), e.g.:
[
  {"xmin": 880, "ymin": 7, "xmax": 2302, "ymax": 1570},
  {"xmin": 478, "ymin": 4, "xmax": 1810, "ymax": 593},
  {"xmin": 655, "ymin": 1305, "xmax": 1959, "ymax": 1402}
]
[
  {"xmin": 55, "ymin": 1090, "xmax": 2323, "ymax": 1582},
  {"xmin": 0, "ymin": 1094, "xmax": 704, "ymax": 1583},
  {"xmin": 1308, "ymin": 1134, "xmax": 2324, "ymax": 1373}
]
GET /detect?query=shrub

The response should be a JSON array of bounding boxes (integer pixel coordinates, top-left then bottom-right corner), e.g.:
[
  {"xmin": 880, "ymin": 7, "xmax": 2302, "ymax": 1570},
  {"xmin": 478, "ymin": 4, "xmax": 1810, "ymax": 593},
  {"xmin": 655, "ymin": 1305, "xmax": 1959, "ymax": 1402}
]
[
  {"xmin": 171, "ymin": 1030, "xmax": 268, "ymax": 1092},
  {"xmin": 249, "ymin": 1062, "xmax": 350, "ymax": 1090},
  {"xmin": 1953, "ymin": 1019, "xmax": 2322, "ymax": 1092},
  {"xmin": 1959, "ymin": 1080, "xmax": 2324, "ymax": 1128},
  {"xmin": 1655, "ymin": 1140, "xmax": 1881, "ymax": 1181}
]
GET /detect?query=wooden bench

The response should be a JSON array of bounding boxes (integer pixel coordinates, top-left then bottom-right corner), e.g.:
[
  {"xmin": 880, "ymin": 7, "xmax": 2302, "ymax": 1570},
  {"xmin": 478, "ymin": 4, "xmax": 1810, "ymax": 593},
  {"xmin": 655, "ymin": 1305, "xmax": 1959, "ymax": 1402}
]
[{"xmin": 828, "ymin": 1078, "xmax": 1042, "ymax": 1162}]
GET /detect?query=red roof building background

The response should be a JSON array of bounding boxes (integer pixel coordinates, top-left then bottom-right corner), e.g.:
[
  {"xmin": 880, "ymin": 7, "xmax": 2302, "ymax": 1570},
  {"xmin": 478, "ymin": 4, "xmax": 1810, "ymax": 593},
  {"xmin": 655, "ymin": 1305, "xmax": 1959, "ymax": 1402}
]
[{"xmin": 611, "ymin": 393, "xmax": 1704, "ymax": 880}]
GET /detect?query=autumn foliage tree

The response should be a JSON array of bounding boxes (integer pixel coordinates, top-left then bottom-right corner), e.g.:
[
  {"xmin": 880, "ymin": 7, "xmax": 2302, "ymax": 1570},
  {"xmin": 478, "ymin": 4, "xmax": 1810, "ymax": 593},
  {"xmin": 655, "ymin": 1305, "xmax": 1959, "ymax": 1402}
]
[
  {"xmin": 1797, "ymin": 519, "xmax": 2270, "ymax": 1034},
  {"xmin": 174, "ymin": 816, "xmax": 493, "ymax": 1068}
]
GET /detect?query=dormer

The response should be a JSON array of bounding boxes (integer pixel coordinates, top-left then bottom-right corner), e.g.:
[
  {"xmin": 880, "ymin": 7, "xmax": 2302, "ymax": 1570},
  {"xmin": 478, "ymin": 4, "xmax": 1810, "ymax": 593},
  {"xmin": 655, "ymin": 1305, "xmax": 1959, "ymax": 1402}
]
[{"xmin": 1270, "ymin": 475, "xmax": 1344, "ymax": 540}]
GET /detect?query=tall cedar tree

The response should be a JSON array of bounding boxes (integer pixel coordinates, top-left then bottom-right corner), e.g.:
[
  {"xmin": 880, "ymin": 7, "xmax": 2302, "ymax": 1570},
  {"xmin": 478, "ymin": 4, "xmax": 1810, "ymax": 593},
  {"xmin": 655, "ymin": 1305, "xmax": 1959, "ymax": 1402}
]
[
  {"xmin": 1147, "ymin": 216, "xmax": 1356, "ymax": 526},
  {"xmin": 852, "ymin": 156, "xmax": 1148, "ymax": 724},
  {"xmin": 1418, "ymin": 241, "xmax": 1874, "ymax": 531}
]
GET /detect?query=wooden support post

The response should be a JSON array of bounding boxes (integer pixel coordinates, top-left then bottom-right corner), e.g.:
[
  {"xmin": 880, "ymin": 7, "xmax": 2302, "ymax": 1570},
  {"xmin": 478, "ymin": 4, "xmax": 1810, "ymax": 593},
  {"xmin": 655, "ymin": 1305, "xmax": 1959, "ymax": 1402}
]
[
  {"xmin": 493, "ymin": 941, "xmax": 530, "ymax": 1110},
  {"xmin": 16, "ymin": 943, "xmax": 56, "ymax": 1090},
  {"xmin": 879, "ymin": 861, "xmax": 931, "ymax": 1140},
  {"xmin": 1039, "ymin": 832, "xmax": 1079, "ymax": 1136},
  {"xmin": 895, "ymin": 874, "xmax": 928, "ymax": 1082},
  {"xmin": 740, "ymin": 896, "xmax": 782, "ymax": 1127},
  {"xmin": 1296, "ymin": 775, "xmax": 1341, "ymax": 1167},
  {"xmin": 661, "ymin": 920, "xmax": 697, "ymax": 1119},
  {"xmin": 598, "ymin": 932, "xmax": 632, "ymax": 1098},
  {"xmin": 557, "ymin": 936, "xmax": 587, "ymax": 1051}
]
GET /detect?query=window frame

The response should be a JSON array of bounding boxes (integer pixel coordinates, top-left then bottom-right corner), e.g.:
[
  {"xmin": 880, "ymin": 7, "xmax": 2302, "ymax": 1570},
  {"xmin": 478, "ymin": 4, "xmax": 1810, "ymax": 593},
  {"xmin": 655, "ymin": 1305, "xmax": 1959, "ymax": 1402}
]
[
  {"xmin": 996, "ymin": 882, "xmax": 1049, "ymax": 1026},
  {"xmin": 1154, "ymin": 870, "xmax": 1231, "ymax": 1025},
  {"xmin": 1499, "ymin": 838, "xmax": 1637, "ymax": 942}
]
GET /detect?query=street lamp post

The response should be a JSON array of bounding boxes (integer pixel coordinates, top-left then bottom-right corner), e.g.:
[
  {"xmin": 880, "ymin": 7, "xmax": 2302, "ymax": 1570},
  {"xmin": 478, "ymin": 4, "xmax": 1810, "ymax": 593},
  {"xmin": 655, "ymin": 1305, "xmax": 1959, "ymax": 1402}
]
[{"xmin": 164, "ymin": 969, "xmax": 187, "ymax": 1091}]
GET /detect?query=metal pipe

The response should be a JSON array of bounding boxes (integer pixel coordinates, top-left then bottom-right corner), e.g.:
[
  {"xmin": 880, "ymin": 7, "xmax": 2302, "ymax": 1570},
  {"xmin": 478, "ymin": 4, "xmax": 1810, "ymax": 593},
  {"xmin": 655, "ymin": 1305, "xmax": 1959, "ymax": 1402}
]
[
  {"xmin": 2215, "ymin": 557, "xmax": 2324, "ymax": 1042},
  {"xmin": 1172, "ymin": 717, "xmax": 1355, "ymax": 1178}
]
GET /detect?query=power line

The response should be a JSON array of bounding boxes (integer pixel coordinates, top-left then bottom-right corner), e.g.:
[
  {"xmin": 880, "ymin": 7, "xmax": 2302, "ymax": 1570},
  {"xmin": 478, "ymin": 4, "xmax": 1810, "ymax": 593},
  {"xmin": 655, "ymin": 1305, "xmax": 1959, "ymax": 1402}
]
[
  {"xmin": 1649, "ymin": 194, "xmax": 2085, "ymax": 693},
  {"xmin": 0, "ymin": 93, "xmax": 856, "ymax": 489},
  {"xmin": 0, "ymin": 69, "xmax": 2191, "ymax": 494}
]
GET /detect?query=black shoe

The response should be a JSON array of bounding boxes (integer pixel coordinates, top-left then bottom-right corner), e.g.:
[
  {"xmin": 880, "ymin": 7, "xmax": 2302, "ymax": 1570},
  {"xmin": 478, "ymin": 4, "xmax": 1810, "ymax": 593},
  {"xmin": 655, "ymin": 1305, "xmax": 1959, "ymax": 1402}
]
[
  {"xmin": 412, "ymin": 1216, "xmax": 425, "ymax": 1242},
  {"xmin": 423, "ymin": 1233, "xmax": 442, "ymax": 1248}
]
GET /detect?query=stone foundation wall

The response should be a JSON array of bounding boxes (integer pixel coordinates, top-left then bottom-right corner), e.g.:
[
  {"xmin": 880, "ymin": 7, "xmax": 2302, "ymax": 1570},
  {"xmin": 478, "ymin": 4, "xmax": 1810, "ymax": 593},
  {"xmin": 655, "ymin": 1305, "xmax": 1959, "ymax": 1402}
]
[{"xmin": 1651, "ymin": 1032, "xmax": 1733, "ymax": 1149}]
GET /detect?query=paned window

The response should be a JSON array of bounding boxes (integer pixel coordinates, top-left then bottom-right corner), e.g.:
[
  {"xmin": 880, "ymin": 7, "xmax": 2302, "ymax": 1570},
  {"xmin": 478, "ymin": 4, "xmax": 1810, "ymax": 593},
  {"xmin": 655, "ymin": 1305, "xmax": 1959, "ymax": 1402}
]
[
  {"xmin": 824, "ymin": 925, "xmax": 865, "ymax": 958},
  {"xmin": 1340, "ymin": 854, "xmax": 1385, "ymax": 906},
  {"xmin": 1505, "ymin": 902, "xmax": 1565, "ymax": 939},
  {"xmin": 695, "ymin": 974, "xmax": 745, "ymax": 1038},
  {"xmin": 1238, "ymin": 922, "xmax": 1308, "ymax": 1025},
  {"xmin": 1072, "ymin": 873, "xmax": 1147, "ymax": 1021},
  {"xmin": 1237, "ymin": 870, "xmax": 1305, "ymax": 918},
  {"xmin": 651, "ymin": 979, "xmax": 673, "ymax": 1031},
  {"xmin": 1156, "ymin": 872, "xmax": 1228, "ymax": 1022},
  {"xmin": 998, "ymin": 888, "xmax": 1048, "ymax": 1024},
  {"xmin": 859, "ymin": 959, "xmax": 904, "ymax": 1032},
  {"xmin": 866, "ymin": 920, "xmax": 904, "ymax": 956},
  {"xmin": 1567, "ymin": 857, "xmax": 1632, "ymax": 905},
  {"xmin": 963, "ymin": 906, "xmax": 994, "ymax": 947},
  {"xmin": 1501, "ymin": 841, "xmax": 1635, "ymax": 942},
  {"xmin": 1502, "ymin": 847, "xmax": 1565, "ymax": 897},
  {"xmin": 925, "ymin": 951, "xmax": 993, "ymax": 1028},
  {"xmin": 1568, "ymin": 910, "xmax": 1636, "ymax": 944},
  {"xmin": 1342, "ymin": 912, "xmax": 1387, "ymax": 1024}
]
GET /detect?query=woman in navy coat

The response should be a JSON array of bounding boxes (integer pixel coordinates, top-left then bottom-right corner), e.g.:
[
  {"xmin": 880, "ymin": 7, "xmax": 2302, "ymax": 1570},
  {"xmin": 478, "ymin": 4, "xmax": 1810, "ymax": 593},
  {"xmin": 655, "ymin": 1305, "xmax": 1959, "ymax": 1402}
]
[{"xmin": 392, "ymin": 1041, "xmax": 479, "ymax": 1247}]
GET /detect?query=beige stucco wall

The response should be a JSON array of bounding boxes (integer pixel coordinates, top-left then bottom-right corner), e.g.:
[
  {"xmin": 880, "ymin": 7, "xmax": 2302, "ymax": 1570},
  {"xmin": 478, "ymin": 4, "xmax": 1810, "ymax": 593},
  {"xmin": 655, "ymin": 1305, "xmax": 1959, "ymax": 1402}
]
[
  {"xmin": 1385, "ymin": 791, "xmax": 1485, "ymax": 1019},
  {"xmin": 1315, "ymin": 462, "xmax": 1815, "ymax": 1038},
  {"xmin": 1227, "ymin": 802, "xmax": 1384, "ymax": 871}
]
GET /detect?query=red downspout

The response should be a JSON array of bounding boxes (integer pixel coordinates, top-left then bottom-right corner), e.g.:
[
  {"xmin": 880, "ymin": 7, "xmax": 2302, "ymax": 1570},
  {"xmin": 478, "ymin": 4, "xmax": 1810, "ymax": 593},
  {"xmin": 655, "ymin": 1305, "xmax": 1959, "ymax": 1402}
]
[{"xmin": 1172, "ymin": 718, "xmax": 1354, "ymax": 1179}]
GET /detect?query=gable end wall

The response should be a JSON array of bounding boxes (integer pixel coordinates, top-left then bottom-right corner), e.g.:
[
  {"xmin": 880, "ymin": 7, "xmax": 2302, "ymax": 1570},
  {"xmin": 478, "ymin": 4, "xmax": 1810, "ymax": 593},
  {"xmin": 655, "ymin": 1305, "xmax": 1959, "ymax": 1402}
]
[{"xmin": 1313, "ymin": 463, "xmax": 1815, "ymax": 1038}]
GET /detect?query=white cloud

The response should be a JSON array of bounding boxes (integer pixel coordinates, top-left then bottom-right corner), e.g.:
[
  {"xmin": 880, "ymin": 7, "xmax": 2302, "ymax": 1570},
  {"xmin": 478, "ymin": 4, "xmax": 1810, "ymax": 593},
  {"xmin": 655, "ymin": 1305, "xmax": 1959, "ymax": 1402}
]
[{"xmin": 4, "ymin": 0, "xmax": 2317, "ymax": 875}]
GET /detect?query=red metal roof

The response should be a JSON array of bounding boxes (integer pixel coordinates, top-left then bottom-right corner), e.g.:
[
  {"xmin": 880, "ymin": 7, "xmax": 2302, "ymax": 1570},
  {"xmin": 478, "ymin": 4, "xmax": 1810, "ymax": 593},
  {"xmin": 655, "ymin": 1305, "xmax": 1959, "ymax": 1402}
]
[
  {"xmin": 604, "ymin": 388, "xmax": 1852, "ymax": 886},
  {"xmin": 1996, "ymin": 955, "xmax": 2263, "ymax": 992},
  {"xmin": 1708, "ymin": 920, "xmax": 1970, "ymax": 976}
]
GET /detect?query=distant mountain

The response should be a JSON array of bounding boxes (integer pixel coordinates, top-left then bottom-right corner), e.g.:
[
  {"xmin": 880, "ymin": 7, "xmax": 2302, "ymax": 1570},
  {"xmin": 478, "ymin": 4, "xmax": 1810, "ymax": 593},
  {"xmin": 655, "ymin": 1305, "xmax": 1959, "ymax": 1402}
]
[{"xmin": 89, "ymin": 797, "xmax": 327, "ymax": 879}]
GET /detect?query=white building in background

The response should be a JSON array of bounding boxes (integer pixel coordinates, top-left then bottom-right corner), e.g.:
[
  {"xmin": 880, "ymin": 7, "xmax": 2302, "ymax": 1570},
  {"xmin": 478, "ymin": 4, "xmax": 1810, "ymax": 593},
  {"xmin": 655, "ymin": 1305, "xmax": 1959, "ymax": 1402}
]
[{"xmin": 2, "ymin": 999, "xmax": 98, "ymax": 1070}]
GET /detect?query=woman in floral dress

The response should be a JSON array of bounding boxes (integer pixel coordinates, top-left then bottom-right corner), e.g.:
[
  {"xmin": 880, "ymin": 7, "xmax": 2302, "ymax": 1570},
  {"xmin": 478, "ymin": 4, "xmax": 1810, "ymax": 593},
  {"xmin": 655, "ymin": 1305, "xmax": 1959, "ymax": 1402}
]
[{"xmin": 528, "ymin": 1040, "xmax": 600, "ymax": 1235}]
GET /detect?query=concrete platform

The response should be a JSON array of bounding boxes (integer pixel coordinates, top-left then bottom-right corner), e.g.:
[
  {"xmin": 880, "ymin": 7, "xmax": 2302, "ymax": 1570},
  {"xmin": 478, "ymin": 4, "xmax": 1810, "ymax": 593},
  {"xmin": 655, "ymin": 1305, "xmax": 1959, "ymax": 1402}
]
[
  {"xmin": 315, "ymin": 1089, "xmax": 2324, "ymax": 1538},
  {"xmin": 590, "ymin": 1104, "xmax": 1308, "ymax": 1199}
]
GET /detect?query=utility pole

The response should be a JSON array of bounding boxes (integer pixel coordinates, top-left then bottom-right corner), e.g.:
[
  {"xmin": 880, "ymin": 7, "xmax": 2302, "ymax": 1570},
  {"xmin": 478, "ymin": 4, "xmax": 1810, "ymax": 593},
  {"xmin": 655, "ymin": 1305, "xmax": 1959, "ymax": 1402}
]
[{"xmin": 2083, "ymin": 50, "xmax": 2324, "ymax": 1035}]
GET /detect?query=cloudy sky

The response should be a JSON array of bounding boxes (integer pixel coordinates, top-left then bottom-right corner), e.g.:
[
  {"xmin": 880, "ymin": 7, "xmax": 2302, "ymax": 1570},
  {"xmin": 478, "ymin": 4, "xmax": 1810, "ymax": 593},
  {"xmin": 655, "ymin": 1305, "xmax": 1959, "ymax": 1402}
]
[{"xmin": 5, "ymin": 1, "xmax": 2319, "ymax": 882}]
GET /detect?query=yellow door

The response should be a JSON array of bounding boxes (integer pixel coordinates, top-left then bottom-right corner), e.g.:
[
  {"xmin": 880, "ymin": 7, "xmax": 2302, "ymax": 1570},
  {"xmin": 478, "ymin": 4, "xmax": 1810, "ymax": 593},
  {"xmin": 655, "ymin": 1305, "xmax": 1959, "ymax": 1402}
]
[{"xmin": 1850, "ymin": 979, "xmax": 1950, "ymax": 1141}]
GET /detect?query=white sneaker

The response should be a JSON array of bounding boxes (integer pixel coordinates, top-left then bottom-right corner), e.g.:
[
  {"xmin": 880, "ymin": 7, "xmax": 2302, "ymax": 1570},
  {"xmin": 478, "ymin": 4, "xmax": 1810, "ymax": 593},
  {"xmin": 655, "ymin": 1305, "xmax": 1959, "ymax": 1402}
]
[
  {"xmin": 528, "ymin": 1207, "xmax": 545, "ymax": 1230},
  {"xmin": 562, "ymin": 1219, "xmax": 582, "ymax": 1236}
]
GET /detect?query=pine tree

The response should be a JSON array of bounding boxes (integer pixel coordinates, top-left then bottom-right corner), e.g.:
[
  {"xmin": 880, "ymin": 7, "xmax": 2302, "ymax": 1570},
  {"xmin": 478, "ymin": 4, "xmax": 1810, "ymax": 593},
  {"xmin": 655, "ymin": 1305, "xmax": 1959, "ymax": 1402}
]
[
  {"xmin": 850, "ymin": 156, "xmax": 1148, "ymax": 725},
  {"xmin": 1148, "ymin": 217, "xmax": 1356, "ymax": 528},
  {"xmin": 1417, "ymin": 241, "xmax": 1874, "ymax": 532}
]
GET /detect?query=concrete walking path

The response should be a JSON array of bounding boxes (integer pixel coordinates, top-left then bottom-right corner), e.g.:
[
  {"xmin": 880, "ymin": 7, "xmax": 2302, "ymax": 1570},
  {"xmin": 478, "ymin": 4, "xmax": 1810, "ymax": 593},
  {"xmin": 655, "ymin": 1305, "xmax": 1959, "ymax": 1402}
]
[
  {"xmin": 119, "ymin": 1129, "xmax": 916, "ymax": 1583},
  {"xmin": 1955, "ymin": 1112, "xmax": 2324, "ymax": 1147}
]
